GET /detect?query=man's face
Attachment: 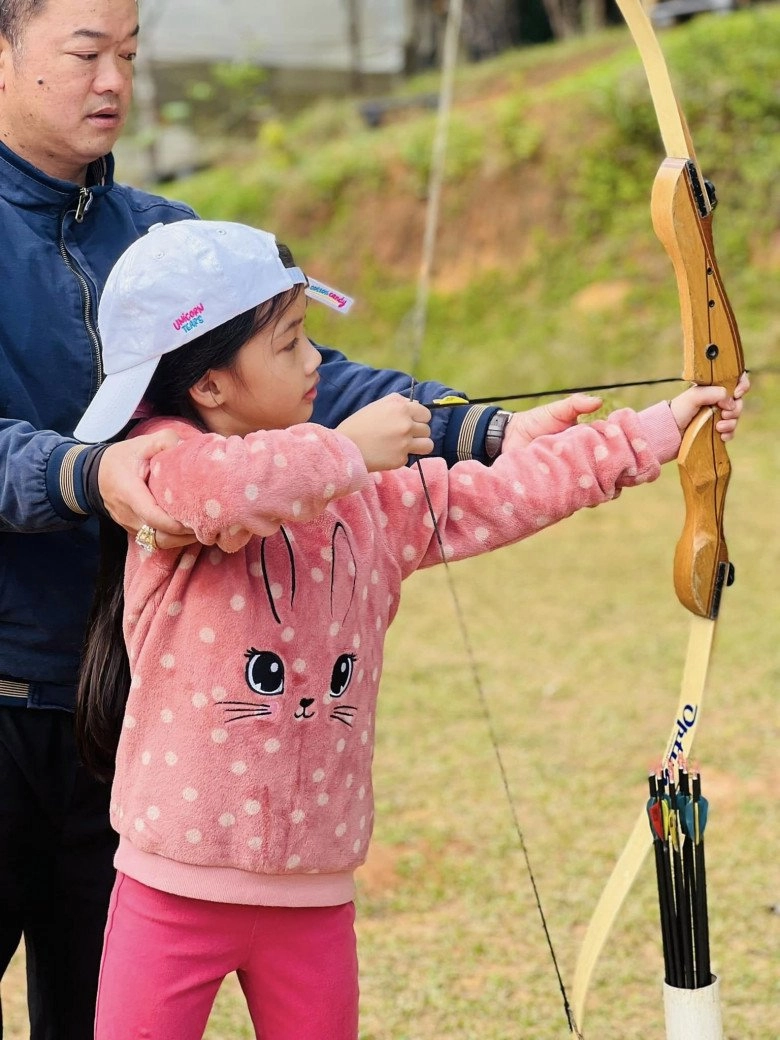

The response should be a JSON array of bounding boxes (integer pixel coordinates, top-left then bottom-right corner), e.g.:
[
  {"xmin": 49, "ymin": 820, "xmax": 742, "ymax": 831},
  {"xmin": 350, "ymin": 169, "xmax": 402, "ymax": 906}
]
[{"xmin": 0, "ymin": 0, "xmax": 138, "ymax": 184}]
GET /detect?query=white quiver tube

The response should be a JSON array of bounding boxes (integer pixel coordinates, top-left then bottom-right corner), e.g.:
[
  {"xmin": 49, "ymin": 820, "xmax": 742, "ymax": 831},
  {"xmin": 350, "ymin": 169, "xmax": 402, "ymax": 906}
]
[{"xmin": 663, "ymin": 976, "xmax": 723, "ymax": 1040}]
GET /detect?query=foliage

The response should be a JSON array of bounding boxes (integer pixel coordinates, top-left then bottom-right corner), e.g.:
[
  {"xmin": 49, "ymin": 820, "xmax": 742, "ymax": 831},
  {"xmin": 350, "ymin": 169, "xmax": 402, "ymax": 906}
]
[
  {"xmin": 6, "ymin": 11, "xmax": 778, "ymax": 1040},
  {"xmin": 168, "ymin": 61, "xmax": 269, "ymax": 136},
  {"xmin": 564, "ymin": 9, "xmax": 780, "ymax": 248},
  {"xmin": 172, "ymin": 10, "xmax": 777, "ymax": 365}
]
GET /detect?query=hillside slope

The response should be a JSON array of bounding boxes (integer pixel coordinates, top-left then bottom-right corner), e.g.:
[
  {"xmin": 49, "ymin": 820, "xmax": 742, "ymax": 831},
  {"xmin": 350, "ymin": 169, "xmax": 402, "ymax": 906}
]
[{"xmin": 169, "ymin": 8, "xmax": 778, "ymax": 410}]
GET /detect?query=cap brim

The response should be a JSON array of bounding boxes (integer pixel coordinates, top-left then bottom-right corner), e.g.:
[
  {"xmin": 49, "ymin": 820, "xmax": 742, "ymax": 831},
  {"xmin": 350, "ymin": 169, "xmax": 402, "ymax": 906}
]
[{"xmin": 74, "ymin": 356, "xmax": 161, "ymax": 443}]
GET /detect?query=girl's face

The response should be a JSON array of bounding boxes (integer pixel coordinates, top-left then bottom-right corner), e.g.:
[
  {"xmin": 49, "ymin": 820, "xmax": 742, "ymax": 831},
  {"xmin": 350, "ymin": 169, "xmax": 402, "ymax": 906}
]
[{"xmin": 196, "ymin": 293, "xmax": 321, "ymax": 437}]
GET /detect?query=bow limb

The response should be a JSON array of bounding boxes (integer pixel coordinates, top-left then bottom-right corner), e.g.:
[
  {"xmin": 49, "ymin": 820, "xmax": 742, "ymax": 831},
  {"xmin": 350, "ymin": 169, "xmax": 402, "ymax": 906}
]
[{"xmin": 570, "ymin": 1, "xmax": 744, "ymax": 1028}]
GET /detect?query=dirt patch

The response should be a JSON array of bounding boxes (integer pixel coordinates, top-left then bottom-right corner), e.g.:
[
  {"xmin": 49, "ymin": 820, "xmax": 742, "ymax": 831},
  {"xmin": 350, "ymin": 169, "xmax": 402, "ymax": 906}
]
[
  {"xmin": 693, "ymin": 764, "xmax": 779, "ymax": 815},
  {"xmin": 356, "ymin": 840, "xmax": 406, "ymax": 896},
  {"xmin": 573, "ymin": 279, "xmax": 633, "ymax": 312},
  {"xmin": 335, "ymin": 159, "xmax": 566, "ymax": 292}
]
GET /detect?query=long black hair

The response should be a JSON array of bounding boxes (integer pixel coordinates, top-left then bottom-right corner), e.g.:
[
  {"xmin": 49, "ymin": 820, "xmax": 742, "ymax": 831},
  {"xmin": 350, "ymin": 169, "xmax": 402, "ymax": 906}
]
[{"xmin": 76, "ymin": 244, "xmax": 302, "ymax": 782}]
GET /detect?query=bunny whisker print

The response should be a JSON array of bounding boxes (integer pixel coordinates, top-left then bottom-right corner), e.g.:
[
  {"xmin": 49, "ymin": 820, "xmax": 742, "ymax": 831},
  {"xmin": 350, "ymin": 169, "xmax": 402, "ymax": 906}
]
[
  {"xmin": 330, "ymin": 705, "xmax": 359, "ymax": 728},
  {"xmin": 73, "ymin": 220, "xmax": 747, "ymax": 1040},
  {"xmin": 222, "ymin": 704, "xmax": 275, "ymax": 724}
]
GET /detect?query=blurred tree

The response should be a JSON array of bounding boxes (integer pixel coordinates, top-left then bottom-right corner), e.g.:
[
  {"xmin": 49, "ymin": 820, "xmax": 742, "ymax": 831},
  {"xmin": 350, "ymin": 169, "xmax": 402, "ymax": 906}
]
[
  {"xmin": 345, "ymin": 0, "xmax": 366, "ymax": 92},
  {"xmin": 133, "ymin": 0, "xmax": 170, "ymax": 183},
  {"xmin": 539, "ymin": 0, "xmax": 583, "ymax": 37},
  {"xmin": 462, "ymin": 0, "xmax": 516, "ymax": 58},
  {"xmin": 515, "ymin": 0, "xmax": 555, "ymax": 42},
  {"xmin": 407, "ymin": 0, "xmax": 608, "ymax": 67}
]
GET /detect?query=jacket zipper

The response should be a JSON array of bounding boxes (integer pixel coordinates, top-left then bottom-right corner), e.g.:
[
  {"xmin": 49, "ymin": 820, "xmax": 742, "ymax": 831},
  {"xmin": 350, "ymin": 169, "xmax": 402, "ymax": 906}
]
[
  {"xmin": 74, "ymin": 186, "xmax": 93, "ymax": 223},
  {"xmin": 59, "ymin": 188, "xmax": 103, "ymax": 396}
]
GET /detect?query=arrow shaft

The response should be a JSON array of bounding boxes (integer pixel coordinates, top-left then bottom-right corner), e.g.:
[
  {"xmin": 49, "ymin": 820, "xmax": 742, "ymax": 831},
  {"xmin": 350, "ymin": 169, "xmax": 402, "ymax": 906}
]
[{"xmin": 572, "ymin": 616, "xmax": 716, "ymax": 1021}]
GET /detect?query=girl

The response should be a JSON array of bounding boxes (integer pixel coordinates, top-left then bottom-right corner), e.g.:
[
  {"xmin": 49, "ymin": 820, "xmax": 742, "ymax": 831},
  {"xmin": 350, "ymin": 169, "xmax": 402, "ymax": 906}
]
[{"xmin": 75, "ymin": 220, "xmax": 744, "ymax": 1040}]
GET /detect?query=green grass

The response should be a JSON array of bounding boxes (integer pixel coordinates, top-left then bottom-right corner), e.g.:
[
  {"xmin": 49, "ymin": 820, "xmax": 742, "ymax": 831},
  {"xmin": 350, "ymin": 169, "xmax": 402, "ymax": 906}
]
[{"xmin": 4, "ymin": 9, "xmax": 779, "ymax": 1039}]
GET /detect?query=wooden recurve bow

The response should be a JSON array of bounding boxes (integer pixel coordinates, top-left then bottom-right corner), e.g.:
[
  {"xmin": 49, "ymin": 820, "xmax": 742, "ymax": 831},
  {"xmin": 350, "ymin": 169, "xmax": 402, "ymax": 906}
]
[{"xmin": 570, "ymin": 1, "xmax": 745, "ymax": 1029}]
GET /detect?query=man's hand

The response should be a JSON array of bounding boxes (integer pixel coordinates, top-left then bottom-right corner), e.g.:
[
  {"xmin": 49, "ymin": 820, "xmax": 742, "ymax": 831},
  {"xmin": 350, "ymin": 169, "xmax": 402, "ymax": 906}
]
[
  {"xmin": 98, "ymin": 432, "xmax": 196, "ymax": 548},
  {"xmin": 336, "ymin": 393, "xmax": 433, "ymax": 472},
  {"xmin": 502, "ymin": 394, "xmax": 604, "ymax": 448}
]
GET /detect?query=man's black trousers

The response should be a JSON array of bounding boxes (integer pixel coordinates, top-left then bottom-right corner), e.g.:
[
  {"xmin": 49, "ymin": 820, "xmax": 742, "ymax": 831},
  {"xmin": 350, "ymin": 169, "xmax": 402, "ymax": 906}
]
[{"xmin": 0, "ymin": 708, "xmax": 117, "ymax": 1040}]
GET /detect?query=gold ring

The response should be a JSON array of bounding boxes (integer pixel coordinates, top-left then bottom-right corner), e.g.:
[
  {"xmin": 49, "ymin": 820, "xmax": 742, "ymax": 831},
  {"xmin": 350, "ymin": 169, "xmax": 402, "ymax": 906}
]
[{"xmin": 135, "ymin": 523, "xmax": 158, "ymax": 553}]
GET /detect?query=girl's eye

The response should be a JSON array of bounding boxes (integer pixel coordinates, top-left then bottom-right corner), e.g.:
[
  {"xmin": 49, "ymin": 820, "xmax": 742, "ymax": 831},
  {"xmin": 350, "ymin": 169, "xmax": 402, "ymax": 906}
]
[
  {"xmin": 330, "ymin": 654, "xmax": 355, "ymax": 697},
  {"xmin": 245, "ymin": 651, "xmax": 285, "ymax": 696}
]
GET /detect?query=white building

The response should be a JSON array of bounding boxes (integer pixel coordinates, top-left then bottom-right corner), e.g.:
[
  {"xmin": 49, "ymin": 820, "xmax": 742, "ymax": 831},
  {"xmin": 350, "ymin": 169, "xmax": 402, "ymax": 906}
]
[{"xmin": 141, "ymin": 0, "xmax": 415, "ymax": 76}]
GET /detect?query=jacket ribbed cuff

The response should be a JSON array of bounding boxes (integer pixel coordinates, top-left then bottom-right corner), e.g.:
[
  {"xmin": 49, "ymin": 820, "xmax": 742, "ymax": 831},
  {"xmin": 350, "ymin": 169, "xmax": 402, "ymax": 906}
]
[
  {"xmin": 442, "ymin": 403, "xmax": 499, "ymax": 465},
  {"xmin": 45, "ymin": 441, "xmax": 99, "ymax": 519}
]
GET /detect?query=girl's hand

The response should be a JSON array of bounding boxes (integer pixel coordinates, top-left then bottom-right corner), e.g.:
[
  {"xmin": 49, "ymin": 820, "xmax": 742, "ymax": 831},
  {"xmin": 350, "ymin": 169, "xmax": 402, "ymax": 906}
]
[
  {"xmin": 669, "ymin": 371, "xmax": 750, "ymax": 442},
  {"xmin": 336, "ymin": 393, "xmax": 433, "ymax": 472},
  {"xmin": 503, "ymin": 393, "xmax": 603, "ymax": 447}
]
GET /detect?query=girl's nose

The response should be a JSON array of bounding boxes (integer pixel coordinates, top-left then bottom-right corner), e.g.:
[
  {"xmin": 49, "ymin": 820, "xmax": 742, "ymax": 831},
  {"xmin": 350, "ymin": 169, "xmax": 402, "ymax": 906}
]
[{"xmin": 306, "ymin": 338, "xmax": 322, "ymax": 373}]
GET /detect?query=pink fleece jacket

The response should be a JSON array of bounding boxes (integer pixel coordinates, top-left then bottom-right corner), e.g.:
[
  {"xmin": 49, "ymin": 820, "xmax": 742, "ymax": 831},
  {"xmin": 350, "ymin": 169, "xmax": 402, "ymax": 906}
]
[{"xmin": 112, "ymin": 403, "xmax": 680, "ymax": 907}]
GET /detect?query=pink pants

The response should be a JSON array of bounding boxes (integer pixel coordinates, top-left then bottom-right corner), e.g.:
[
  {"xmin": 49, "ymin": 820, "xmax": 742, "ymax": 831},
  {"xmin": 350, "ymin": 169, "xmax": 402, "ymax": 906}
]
[{"xmin": 95, "ymin": 873, "xmax": 359, "ymax": 1040}]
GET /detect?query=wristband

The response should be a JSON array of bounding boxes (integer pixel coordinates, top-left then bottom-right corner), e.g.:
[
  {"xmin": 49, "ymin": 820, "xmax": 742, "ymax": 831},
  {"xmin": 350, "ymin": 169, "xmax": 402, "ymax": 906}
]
[{"xmin": 485, "ymin": 409, "xmax": 512, "ymax": 460}]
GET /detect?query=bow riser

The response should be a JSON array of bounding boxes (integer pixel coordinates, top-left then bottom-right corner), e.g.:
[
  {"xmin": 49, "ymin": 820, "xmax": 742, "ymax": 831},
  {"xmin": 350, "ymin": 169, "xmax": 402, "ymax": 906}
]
[
  {"xmin": 650, "ymin": 159, "xmax": 744, "ymax": 393},
  {"xmin": 650, "ymin": 158, "xmax": 743, "ymax": 620}
]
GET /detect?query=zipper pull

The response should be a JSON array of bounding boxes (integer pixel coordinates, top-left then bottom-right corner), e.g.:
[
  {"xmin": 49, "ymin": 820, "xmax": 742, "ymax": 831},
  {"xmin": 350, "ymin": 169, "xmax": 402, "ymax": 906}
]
[{"xmin": 74, "ymin": 187, "xmax": 93, "ymax": 223}]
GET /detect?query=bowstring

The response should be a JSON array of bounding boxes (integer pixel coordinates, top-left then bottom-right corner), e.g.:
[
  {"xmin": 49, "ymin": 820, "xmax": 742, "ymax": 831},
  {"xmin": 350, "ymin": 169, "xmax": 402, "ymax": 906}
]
[{"xmin": 405, "ymin": 1, "xmax": 581, "ymax": 1034}]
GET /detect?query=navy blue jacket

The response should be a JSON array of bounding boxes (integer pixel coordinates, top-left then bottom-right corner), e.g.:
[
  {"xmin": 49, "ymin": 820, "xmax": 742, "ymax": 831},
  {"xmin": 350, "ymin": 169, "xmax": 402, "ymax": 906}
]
[{"xmin": 0, "ymin": 141, "xmax": 495, "ymax": 710}]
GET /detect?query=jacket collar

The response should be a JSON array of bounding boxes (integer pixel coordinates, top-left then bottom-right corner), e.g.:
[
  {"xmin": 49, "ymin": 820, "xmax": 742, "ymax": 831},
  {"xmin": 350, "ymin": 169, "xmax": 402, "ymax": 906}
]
[{"xmin": 0, "ymin": 139, "xmax": 115, "ymax": 207}]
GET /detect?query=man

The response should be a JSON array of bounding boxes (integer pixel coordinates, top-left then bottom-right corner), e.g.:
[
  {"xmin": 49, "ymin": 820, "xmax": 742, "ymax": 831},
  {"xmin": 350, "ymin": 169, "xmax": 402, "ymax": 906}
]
[{"xmin": 0, "ymin": 1, "xmax": 520, "ymax": 1036}]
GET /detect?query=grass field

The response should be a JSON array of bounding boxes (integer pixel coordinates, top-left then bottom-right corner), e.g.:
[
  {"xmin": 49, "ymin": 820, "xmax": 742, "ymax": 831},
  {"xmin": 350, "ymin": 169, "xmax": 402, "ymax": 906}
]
[
  {"xmin": 4, "ymin": 416, "xmax": 776, "ymax": 1037},
  {"xmin": 3, "ymin": 8, "xmax": 778, "ymax": 1038}
]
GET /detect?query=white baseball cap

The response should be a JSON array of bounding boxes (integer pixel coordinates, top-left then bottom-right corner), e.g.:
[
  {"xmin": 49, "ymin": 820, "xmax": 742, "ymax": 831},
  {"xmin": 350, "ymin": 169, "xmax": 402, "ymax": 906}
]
[{"xmin": 74, "ymin": 219, "xmax": 352, "ymax": 443}]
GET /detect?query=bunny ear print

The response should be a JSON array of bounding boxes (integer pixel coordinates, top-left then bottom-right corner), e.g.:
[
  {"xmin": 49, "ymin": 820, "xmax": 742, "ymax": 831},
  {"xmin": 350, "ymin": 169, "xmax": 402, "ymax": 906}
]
[
  {"xmin": 260, "ymin": 528, "xmax": 296, "ymax": 625},
  {"xmin": 330, "ymin": 521, "xmax": 357, "ymax": 627}
]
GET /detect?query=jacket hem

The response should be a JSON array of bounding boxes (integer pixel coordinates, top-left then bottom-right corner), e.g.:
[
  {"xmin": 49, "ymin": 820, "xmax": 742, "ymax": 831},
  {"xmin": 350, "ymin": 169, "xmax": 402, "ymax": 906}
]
[{"xmin": 115, "ymin": 838, "xmax": 356, "ymax": 907}]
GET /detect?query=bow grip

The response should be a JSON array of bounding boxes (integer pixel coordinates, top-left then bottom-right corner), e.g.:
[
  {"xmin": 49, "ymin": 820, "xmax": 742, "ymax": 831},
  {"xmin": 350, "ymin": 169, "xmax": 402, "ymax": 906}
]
[{"xmin": 673, "ymin": 407, "xmax": 734, "ymax": 618}]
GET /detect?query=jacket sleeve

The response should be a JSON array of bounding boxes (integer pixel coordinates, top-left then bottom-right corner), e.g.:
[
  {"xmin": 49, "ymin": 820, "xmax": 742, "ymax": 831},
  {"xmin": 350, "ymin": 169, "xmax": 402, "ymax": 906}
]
[
  {"xmin": 0, "ymin": 418, "xmax": 101, "ymax": 531},
  {"xmin": 311, "ymin": 344, "xmax": 498, "ymax": 467},
  {"xmin": 138, "ymin": 418, "xmax": 370, "ymax": 550},
  {"xmin": 371, "ymin": 402, "xmax": 681, "ymax": 578}
]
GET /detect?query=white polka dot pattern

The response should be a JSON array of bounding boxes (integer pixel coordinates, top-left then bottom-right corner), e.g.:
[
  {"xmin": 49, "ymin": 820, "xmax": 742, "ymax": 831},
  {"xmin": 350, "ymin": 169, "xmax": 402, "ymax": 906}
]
[{"xmin": 112, "ymin": 406, "xmax": 670, "ymax": 884}]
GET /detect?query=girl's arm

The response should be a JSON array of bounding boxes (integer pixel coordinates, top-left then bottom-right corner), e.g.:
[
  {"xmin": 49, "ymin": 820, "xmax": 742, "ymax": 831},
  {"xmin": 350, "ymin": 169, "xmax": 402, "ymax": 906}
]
[
  {"xmin": 372, "ymin": 401, "xmax": 681, "ymax": 578},
  {"xmin": 136, "ymin": 417, "xmax": 369, "ymax": 550}
]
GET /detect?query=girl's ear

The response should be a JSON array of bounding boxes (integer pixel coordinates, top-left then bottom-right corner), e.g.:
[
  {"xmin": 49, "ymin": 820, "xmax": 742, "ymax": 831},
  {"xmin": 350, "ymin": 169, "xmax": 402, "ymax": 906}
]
[{"xmin": 188, "ymin": 371, "xmax": 227, "ymax": 413}]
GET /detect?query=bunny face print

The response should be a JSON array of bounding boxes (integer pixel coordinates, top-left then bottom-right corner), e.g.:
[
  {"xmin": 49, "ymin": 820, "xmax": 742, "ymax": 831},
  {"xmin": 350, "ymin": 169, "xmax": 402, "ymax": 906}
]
[
  {"xmin": 228, "ymin": 525, "xmax": 360, "ymax": 732},
  {"xmin": 242, "ymin": 645, "xmax": 358, "ymax": 726},
  {"xmin": 112, "ymin": 516, "xmax": 392, "ymax": 880}
]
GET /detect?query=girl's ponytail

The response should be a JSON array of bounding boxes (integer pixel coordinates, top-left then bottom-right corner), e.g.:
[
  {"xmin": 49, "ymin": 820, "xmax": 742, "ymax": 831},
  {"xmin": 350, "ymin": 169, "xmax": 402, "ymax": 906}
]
[{"xmin": 75, "ymin": 517, "xmax": 131, "ymax": 783}]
